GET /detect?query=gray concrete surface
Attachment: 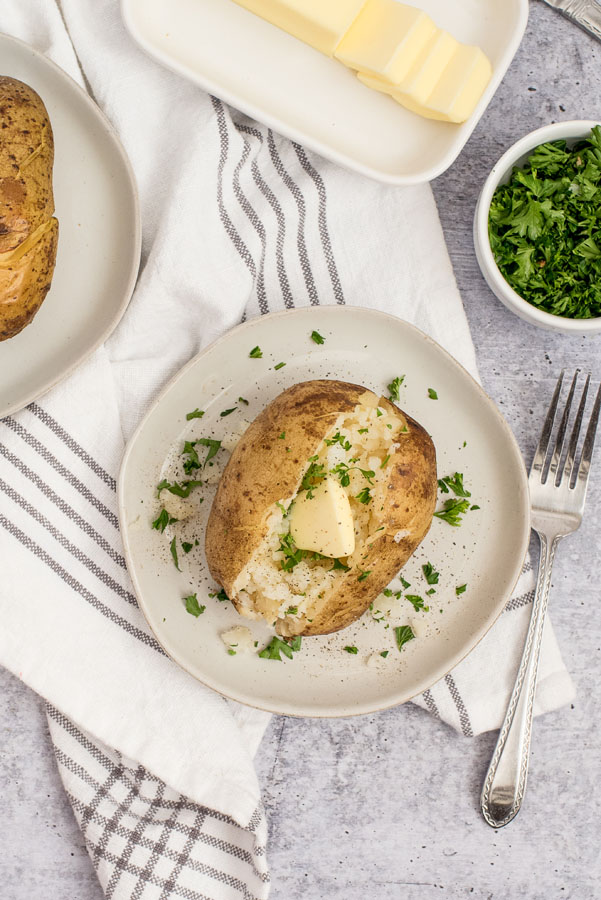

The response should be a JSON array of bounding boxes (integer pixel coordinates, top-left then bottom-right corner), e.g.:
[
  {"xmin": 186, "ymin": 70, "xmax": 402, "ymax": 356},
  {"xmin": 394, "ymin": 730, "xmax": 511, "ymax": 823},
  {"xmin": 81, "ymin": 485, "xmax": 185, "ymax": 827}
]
[{"xmin": 2, "ymin": 2, "xmax": 601, "ymax": 897}]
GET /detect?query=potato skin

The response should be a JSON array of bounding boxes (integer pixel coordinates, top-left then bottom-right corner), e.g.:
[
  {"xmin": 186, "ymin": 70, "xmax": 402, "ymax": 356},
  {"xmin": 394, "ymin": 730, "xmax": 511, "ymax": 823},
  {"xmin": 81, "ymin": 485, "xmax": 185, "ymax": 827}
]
[
  {"xmin": 0, "ymin": 77, "xmax": 59, "ymax": 341},
  {"xmin": 205, "ymin": 380, "xmax": 437, "ymax": 636}
]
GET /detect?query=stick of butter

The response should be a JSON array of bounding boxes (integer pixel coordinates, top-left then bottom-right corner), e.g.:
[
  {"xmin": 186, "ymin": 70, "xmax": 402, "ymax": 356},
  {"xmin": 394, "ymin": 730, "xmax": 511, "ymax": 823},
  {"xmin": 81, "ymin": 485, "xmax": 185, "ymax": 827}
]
[
  {"xmin": 335, "ymin": 0, "xmax": 437, "ymax": 84},
  {"xmin": 230, "ymin": 0, "xmax": 367, "ymax": 56}
]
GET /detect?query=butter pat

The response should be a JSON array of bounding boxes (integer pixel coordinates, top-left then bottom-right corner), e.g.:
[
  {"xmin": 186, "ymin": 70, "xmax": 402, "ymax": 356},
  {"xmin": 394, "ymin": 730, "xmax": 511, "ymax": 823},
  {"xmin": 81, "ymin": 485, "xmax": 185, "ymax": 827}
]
[
  {"xmin": 289, "ymin": 476, "xmax": 355, "ymax": 558},
  {"xmin": 335, "ymin": 0, "xmax": 436, "ymax": 84},
  {"xmin": 358, "ymin": 41, "xmax": 492, "ymax": 124},
  {"xmin": 231, "ymin": 0, "xmax": 367, "ymax": 56}
]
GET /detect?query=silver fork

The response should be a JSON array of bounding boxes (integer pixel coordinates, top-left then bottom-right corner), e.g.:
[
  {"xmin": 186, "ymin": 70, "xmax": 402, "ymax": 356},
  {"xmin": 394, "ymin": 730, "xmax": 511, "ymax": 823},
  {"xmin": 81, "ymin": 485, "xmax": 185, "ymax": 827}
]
[{"xmin": 481, "ymin": 370, "xmax": 601, "ymax": 828}]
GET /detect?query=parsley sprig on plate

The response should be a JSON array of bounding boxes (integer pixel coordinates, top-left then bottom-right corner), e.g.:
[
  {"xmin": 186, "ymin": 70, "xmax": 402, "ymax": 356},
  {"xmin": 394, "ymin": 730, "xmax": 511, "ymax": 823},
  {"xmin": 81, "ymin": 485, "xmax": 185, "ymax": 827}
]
[{"xmin": 489, "ymin": 125, "xmax": 601, "ymax": 318}]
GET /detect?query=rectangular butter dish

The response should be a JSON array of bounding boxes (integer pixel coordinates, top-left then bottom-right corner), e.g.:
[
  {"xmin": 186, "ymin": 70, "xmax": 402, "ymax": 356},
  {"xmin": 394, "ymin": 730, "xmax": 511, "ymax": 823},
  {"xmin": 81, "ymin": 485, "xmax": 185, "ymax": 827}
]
[{"xmin": 121, "ymin": 0, "xmax": 528, "ymax": 185}]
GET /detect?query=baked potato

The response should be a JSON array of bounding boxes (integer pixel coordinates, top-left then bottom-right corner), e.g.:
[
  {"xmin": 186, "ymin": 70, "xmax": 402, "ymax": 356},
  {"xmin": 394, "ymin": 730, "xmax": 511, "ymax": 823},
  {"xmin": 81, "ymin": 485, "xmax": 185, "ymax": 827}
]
[
  {"xmin": 205, "ymin": 379, "xmax": 437, "ymax": 637},
  {"xmin": 0, "ymin": 76, "xmax": 59, "ymax": 341}
]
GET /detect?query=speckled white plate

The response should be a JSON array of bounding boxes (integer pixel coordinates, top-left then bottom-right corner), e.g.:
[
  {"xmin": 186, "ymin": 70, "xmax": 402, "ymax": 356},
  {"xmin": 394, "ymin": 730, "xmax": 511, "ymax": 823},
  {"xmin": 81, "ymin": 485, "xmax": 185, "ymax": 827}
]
[
  {"xmin": 121, "ymin": 0, "xmax": 528, "ymax": 185},
  {"xmin": 118, "ymin": 307, "xmax": 530, "ymax": 717},
  {"xmin": 0, "ymin": 33, "xmax": 140, "ymax": 417}
]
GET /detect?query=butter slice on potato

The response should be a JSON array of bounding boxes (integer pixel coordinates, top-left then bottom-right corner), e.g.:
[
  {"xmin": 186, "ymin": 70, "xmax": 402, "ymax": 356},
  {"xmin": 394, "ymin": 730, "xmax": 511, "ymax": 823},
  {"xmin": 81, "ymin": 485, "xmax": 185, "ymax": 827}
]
[{"xmin": 289, "ymin": 476, "xmax": 355, "ymax": 559}]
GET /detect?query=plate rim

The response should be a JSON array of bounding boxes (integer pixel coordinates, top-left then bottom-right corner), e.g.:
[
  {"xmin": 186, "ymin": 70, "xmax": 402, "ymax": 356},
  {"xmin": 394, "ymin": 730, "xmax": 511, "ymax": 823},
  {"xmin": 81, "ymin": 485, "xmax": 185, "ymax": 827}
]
[
  {"xmin": 0, "ymin": 32, "xmax": 142, "ymax": 418},
  {"xmin": 120, "ymin": 0, "xmax": 529, "ymax": 185},
  {"xmin": 118, "ymin": 306, "xmax": 531, "ymax": 718}
]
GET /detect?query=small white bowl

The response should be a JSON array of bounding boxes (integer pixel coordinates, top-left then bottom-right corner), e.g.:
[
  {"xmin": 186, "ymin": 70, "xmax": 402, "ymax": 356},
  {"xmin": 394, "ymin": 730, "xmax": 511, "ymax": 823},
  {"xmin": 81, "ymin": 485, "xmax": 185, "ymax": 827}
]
[{"xmin": 474, "ymin": 120, "xmax": 601, "ymax": 335}]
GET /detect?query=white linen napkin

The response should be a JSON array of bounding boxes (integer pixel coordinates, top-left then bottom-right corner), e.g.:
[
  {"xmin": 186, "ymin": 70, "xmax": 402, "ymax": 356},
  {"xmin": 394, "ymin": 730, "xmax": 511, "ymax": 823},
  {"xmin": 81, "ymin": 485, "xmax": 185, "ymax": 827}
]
[{"xmin": 0, "ymin": 1, "xmax": 574, "ymax": 898}]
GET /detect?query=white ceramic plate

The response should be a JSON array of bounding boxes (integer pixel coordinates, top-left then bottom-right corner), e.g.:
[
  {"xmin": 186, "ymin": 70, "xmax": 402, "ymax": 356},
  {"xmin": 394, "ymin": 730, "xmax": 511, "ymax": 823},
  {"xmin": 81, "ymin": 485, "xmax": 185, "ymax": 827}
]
[
  {"xmin": 0, "ymin": 34, "xmax": 140, "ymax": 418},
  {"xmin": 121, "ymin": 0, "xmax": 527, "ymax": 185},
  {"xmin": 119, "ymin": 307, "xmax": 530, "ymax": 717}
]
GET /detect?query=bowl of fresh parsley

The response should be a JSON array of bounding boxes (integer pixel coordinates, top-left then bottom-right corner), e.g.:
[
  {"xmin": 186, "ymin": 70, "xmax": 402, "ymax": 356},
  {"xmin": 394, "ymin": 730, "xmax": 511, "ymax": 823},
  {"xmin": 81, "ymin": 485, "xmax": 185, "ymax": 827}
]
[{"xmin": 474, "ymin": 120, "xmax": 601, "ymax": 334}]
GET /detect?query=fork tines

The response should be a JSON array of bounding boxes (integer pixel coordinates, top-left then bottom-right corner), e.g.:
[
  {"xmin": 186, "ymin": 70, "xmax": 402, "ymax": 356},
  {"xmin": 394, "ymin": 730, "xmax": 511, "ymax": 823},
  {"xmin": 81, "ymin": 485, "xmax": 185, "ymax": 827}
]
[{"xmin": 531, "ymin": 370, "xmax": 601, "ymax": 489}]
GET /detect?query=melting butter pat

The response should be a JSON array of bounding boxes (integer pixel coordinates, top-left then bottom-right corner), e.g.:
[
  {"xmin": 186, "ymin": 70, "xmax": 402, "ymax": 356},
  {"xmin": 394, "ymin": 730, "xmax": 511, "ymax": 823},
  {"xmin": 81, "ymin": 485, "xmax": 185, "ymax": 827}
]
[
  {"xmin": 289, "ymin": 476, "xmax": 355, "ymax": 558},
  {"xmin": 335, "ymin": 0, "xmax": 436, "ymax": 84},
  {"xmin": 358, "ymin": 41, "xmax": 492, "ymax": 123},
  {"xmin": 231, "ymin": 0, "xmax": 367, "ymax": 56}
]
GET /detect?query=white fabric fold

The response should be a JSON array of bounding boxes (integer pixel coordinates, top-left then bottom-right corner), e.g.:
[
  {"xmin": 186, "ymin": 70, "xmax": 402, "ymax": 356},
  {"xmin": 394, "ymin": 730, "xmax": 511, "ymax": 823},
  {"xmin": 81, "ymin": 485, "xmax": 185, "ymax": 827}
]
[{"xmin": 0, "ymin": 2, "xmax": 574, "ymax": 898}]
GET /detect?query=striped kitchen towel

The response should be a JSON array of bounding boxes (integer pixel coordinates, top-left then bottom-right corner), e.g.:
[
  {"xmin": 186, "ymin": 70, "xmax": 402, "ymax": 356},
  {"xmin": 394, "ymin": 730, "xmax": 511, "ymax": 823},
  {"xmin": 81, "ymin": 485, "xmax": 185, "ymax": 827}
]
[{"xmin": 0, "ymin": 1, "xmax": 574, "ymax": 899}]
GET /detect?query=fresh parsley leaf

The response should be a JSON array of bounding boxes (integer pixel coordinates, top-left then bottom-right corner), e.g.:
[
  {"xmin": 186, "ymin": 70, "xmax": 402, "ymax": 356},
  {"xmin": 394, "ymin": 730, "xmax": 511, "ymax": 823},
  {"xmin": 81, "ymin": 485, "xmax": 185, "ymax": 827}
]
[
  {"xmin": 157, "ymin": 479, "xmax": 170, "ymax": 496},
  {"xmin": 380, "ymin": 455, "xmax": 390, "ymax": 468},
  {"xmin": 358, "ymin": 570, "xmax": 371, "ymax": 582},
  {"xmin": 186, "ymin": 408, "xmax": 205, "ymax": 420},
  {"xmin": 428, "ymin": 388, "xmax": 438, "ymax": 400},
  {"xmin": 405, "ymin": 594, "xmax": 428, "ymax": 612},
  {"xmin": 288, "ymin": 635, "xmax": 302, "ymax": 652},
  {"xmin": 238, "ymin": 396, "xmax": 249, "ymax": 405},
  {"xmin": 394, "ymin": 625, "xmax": 415, "ymax": 653},
  {"xmin": 387, "ymin": 376, "xmax": 404, "ymax": 401},
  {"xmin": 344, "ymin": 646, "xmax": 358, "ymax": 654},
  {"xmin": 301, "ymin": 460, "xmax": 327, "ymax": 497},
  {"xmin": 400, "ymin": 576, "xmax": 411, "ymax": 590},
  {"xmin": 285, "ymin": 606, "xmax": 298, "ymax": 616},
  {"xmin": 422, "ymin": 562, "xmax": 440, "ymax": 585},
  {"xmin": 433, "ymin": 498, "xmax": 471, "ymax": 526},
  {"xmin": 274, "ymin": 362, "xmax": 286, "ymax": 370},
  {"xmin": 456, "ymin": 583, "xmax": 467, "ymax": 595},
  {"xmin": 151, "ymin": 509, "xmax": 177, "ymax": 533},
  {"xmin": 438, "ymin": 472, "xmax": 471, "ymax": 498},
  {"xmin": 196, "ymin": 438, "xmax": 222, "ymax": 467},
  {"xmin": 160, "ymin": 479, "xmax": 203, "ymax": 498},
  {"xmin": 220, "ymin": 407, "xmax": 237, "ymax": 417},
  {"xmin": 332, "ymin": 558, "xmax": 350, "ymax": 572},
  {"xmin": 324, "ymin": 431, "xmax": 352, "ymax": 451},
  {"xmin": 471, "ymin": 504, "xmax": 481, "ymax": 510},
  {"xmin": 258, "ymin": 636, "xmax": 299, "ymax": 660},
  {"xmin": 355, "ymin": 487, "xmax": 371, "ymax": 504},
  {"xmin": 249, "ymin": 346, "xmax": 263, "ymax": 358},
  {"xmin": 181, "ymin": 542, "xmax": 194, "ymax": 554},
  {"xmin": 208, "ymin": 588, "xmax": 229, "ymax": 602},
  {"xmin": 277, "ymin": 533, "xmax": 307, "ymax": 572},
  {"xmin": 380, "ymin": 650, "xmax": 389, "ymax": 658},
  {"xmin": 170, "ymin": 536, "xmax": 180, "ymax": 570},
  {"xmin": 310, "ymin": 330, "xmax": 325, "ymax": 344},
  {"xmin": 185, "ymin": 593, "xmax": 205, "ymax": 617}
]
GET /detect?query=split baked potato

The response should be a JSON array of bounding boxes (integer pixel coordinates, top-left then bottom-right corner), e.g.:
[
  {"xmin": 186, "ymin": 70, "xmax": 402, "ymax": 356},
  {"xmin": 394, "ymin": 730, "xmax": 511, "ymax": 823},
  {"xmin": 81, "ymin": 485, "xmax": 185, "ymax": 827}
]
[
  {"xmin": 205, "ymin": 379, "xmax": 437, "ymax": 637},
  {"xmin": 0, "ymin": 76, "xmax": 59, "ymax": 341}
]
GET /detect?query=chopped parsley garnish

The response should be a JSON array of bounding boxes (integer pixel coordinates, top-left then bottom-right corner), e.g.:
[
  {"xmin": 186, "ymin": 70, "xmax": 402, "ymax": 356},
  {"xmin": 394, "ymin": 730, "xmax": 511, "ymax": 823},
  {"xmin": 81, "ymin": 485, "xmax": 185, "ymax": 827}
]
[
  {"xmin": 258, "ymin": 636, "xmax": 301, "ymax": 660},
  {"xmin": 358, "ymin": 427, "xmax": 369, "ymax": 434},
  {"xmin": 438, "ymin": 472, "xmax": 471, "ymax": 497},
  {"xmin": 330, "ymin": 461, "xmax": 375, "ymax": 488},
  {"xmin": 170, "ymin": 536, "xmax": 180, "ymax": 570},
  {"xmin": 186, "ymin": 408, "xmax": 205, "ymax": 420},
  {"xmin": 406, "ymin": 594, "xmax": 428, "ymax": 612},
  {"xmin": 422, "ymin": 562, "xmax": 440, "ymax": 585},
  {"xmin": 195, "ymin": 438, "xmax": 222, "ymax": 467},
  {"xmin": 185, "ymin": 593, "xmax": 205, "ymax": 617},
  {"xmin": 426, "ymin": 588, "xmax": 436, "ymax": 596},
  {"xmin": 285, "ymin": 606, "xmax": 298, "ymax": 616},
  {"xmin": 394, "ymin": 625, "xmax": 415, "ymax": 652},
  {"xmin": 208, "ymin": 588, "xmax": 229, "ymax": 602},
  {"xmin": 324, "ymin": 431, "xmax": 352, "ymax": 451},
  {"xmin": 277, "ymin": 533, "xmax": 306, "ymax": 571},
  {"xmin": 310, "ymin": 330, "xmax": 325, "ymax": 344},
  {"xmin": 220, "ymin": 407, "xmax": 237, "ymax": 417},
  {"xmin": 332, "ymin": 558, "xmax": 350, "ymax": 572},
  {"xmin": 344, "ymin": 646, "xmax": 358, "ymax": 654},
  {"xmin": 428, "ymin": 388, "xmax": 438, "ymax": 400},
  {"xmin": 151, "ymin": 509, "xmax": 177, "ymax": 533},
  {"xmin": 387, "ymin": 375, "xmax": 404, "ymax": 401},
  {"xmin": 274, "ymin": 362, "xmax": 286, "ymax": 370},
  {"xmin": 433, "ymin": 498, "xmax": 471, "ymax": 526},
  {"xmin": 489, "ymin": 126, "xmax": 601, "ymax": 319},
  {"xmin": 376, "ymin": 408, "xmax": 383, "ymax": 417},
  {"xmin": 158, "ymin": 479, "xmax": 203, "ymax": 498},
  {"xmin": 380, "ymin": 455, "xmax": 390, "ymax": 468},
  {"xmin": 227, "ymin": 648, "xmax": 237, "ymax": 656},
  {"xmin": 181, "ymin": 542, "xmax": 194, "ymax": 554},
  {"xmin": 238, "ymin": 396, "xmax": 249, "ymax": 405},
  {"xmin": 301, "ymin": 460, "xmax": 327, "ymax": 497},
  {"xmin": 400, "ymin": 576, "xmax": 411, "ymax": 589},
  {"xmin": 355, "ymin": 487, "xmax": 372, "ymax": 504},
  {"xmin": 471, "ymin": 504, "xmax": 481, "ymax": 511},
  {"xmin": 276, "ymin": 501, "xmax": 288, "ymax": 516},
  {"xmin": 357, "ymin": 570, "xmax": 371, "ymax": 582},
  {"xmin": 278, "ymin": 431, "xmax": 286, "ymax": 439},
  {"xmin": 456, "ymin": 583, "xmax": 467, "ymax": 595},
  {"xmin": 380, "ymin": 650, "xmax": 389, "ymax": 658},
  {"xmin": 182, "ymin": 440, "xmax": 200, "ymax": 474},
  {"xmin": 249, "ymin": 346, "xmax": 263, "ymax": 358}
]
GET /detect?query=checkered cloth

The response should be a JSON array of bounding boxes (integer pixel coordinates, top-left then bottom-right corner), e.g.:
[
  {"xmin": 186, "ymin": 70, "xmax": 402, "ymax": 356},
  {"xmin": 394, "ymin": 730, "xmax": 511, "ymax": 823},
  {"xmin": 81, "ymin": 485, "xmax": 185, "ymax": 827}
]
[{"xmin": 0, "ymin": 2, "xmax": 575, "ymax": 899}]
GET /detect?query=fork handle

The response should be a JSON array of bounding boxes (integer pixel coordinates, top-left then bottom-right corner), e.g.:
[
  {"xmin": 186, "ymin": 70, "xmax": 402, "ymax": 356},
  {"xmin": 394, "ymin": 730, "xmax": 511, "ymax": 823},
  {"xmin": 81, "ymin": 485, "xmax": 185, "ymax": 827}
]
[{"xmin": 480, "ymin": 530, "xmax": 560, "ymax": 827}]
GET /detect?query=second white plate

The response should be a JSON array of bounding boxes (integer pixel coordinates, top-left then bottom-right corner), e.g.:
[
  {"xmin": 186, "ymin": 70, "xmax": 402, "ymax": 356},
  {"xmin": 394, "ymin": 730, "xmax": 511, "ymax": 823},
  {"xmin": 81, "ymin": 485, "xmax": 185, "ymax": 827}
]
[
  {"xmin": 122, "ymin": 0, "xmax": 527, "ymax": 184},
  {"xmin": 119, "ymin": 307, "xmax": 530, "ymax": 718}
]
